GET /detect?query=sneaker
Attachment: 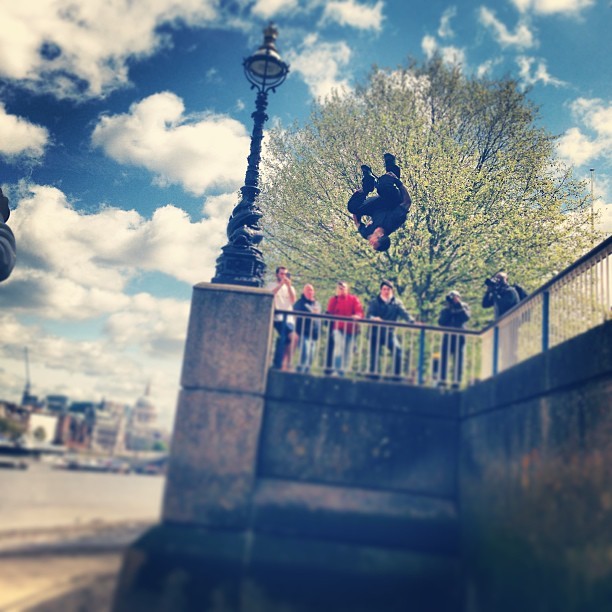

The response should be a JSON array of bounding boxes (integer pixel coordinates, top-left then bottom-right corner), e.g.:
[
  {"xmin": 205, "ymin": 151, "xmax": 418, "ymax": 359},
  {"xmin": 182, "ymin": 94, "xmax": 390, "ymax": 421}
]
[
  {"xmin": 383, "ymin": 153, "xmax": 401, "ymax": 180},
  {"xmin": 361, "ymin": 165, "xmax": 378, "ymax": 194},
  {"xmin": 0, "ymin": 189, "xmax": 9, "ymax": 223}
]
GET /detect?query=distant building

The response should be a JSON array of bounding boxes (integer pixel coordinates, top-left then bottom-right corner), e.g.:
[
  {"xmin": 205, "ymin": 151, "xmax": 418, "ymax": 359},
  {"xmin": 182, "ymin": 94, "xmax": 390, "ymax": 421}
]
[
  {"xmin": 28, "ymin": 413, "xmax": 58, "ymax": 445},
  {"xmin": 89, "ymin": 400, "xmax": 128, "ymax": 454},
  {"xmin": 46, "ymin": 394, "xmax": 70, "ymax": 414},
  {"xmin": 125, "ymin": 385, "xmax": 165, "ymax": 451}
]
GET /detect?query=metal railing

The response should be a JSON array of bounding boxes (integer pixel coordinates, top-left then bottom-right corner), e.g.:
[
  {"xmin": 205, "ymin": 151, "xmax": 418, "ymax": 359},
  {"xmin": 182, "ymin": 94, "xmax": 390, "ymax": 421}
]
[
  {"xmin": 485, "ymin": 235, "xmax": 612, "ymax": 376},
  {"xmin": 270, "ymin": 311, "xmax": 481, "ymax": 388},
  {"xmin": 269, "ymin": 236, "xmax": 612, "ymax": 388}
]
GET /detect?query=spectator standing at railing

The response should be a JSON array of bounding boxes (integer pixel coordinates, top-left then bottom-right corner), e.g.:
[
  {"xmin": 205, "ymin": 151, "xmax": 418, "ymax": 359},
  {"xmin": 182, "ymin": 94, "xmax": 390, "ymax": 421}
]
[
  {"xmin": 293, "ymin": 283, "xmax": 322, "ymax": 373},
  {"xmin": 1, "ymin": 188, "xmax": 16, "ymax": 282},
  {"xmin": 267, "ymin": 266, "xmax": 297, "ymax": 370},
  {"xmin": 326, "ymin": 281, "xmax": 364, "ymax": 375},
  {"xmin": 366, "ymin": 280, "xmax": 414, "ymax": 379},
  {"xmin": 438, "ymin": 290, "xmax": 471, "ymax": 387},
  {"xmin": 482, "ymin": 271, "xmax": 520, "ymax": 319}
]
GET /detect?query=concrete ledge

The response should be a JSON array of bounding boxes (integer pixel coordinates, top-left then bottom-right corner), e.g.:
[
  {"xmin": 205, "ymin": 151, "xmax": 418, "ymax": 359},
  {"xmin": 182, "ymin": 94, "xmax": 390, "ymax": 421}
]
[
  {"xmin": 252, "ymin": 478, "xmax": 459, "ymax": 554},
  {"xmin": 267, "ymin": 370, "xmax": 460, "ymax": 417}
]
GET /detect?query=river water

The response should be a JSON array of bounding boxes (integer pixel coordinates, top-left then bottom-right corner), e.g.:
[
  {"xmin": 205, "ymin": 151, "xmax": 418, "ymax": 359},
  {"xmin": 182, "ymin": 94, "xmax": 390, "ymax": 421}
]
[{"xmin": 0, "ymin": 460, "xmax": 165, "ymax": 531}]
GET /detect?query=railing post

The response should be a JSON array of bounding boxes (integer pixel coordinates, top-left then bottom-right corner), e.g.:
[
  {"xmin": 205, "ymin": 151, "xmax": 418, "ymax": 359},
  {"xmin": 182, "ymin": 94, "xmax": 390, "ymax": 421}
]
[
  {"xmin": 493, "ymin": 325, "xmax": 499, "ymax": 376},
  {"xmin": 418, "ymin": 328, "xmax": 426, "ymax": 385},
  {"xmin": 542, "ymin": 290, "xmax": 550, "ymax": 352}
]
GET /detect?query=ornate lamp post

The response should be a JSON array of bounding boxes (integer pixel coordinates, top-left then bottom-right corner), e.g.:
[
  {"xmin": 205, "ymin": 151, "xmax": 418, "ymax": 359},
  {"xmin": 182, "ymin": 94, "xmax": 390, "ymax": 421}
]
[{"xmin": 212, "ymin": 23, "xmax": 289, "ymax": 287}]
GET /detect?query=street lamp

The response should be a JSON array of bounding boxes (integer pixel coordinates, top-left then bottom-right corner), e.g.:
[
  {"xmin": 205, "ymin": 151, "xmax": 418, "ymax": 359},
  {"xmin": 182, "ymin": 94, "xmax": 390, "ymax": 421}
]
[{"xmin": 212, "ymin": 23, "xmax": 289, "ymax": 287}]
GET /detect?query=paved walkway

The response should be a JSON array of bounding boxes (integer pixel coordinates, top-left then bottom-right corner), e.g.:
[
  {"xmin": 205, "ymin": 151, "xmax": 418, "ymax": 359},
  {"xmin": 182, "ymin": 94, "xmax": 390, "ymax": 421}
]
[{"xmin": 0, "ymin": 521, "xmax": 151, "ymax": 611}]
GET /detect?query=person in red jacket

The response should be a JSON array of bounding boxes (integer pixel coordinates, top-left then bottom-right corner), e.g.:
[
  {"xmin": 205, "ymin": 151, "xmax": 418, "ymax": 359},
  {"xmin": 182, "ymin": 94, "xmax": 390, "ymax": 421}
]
[{"xmin": 325, "ymin": 281, "xmax": 364, "ymax": 375}]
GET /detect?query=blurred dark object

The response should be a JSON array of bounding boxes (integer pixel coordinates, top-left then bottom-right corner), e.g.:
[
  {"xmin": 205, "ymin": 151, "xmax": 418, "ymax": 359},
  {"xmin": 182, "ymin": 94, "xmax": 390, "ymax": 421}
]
[{"xmin": 0, "ymin": 188, "xmax": 9, "ymax": 222}]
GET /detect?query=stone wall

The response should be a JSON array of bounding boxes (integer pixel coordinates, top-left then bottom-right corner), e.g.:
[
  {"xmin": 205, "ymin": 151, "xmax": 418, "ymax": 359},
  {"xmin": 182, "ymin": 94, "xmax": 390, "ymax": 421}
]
[
  {"xmin": 459, "ymin": 320, "xmax": 612, "ymax": 612},
  {"xmin": 114, "ymin": 282, "xmax": 611, "ymax": 612}
]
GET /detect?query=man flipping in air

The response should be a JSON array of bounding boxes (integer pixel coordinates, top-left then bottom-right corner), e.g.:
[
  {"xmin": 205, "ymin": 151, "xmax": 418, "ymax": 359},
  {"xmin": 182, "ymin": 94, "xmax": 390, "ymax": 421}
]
[{"xmin": 347, "ymin": 153, "xmax": 412, "ymax": 252}]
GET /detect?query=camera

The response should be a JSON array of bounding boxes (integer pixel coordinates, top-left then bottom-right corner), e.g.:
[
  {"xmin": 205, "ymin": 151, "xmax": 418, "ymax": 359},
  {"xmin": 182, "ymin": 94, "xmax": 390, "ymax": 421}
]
[{"xmin": 484, "ymin": 277, "xmax": 500, "ymax": 290}]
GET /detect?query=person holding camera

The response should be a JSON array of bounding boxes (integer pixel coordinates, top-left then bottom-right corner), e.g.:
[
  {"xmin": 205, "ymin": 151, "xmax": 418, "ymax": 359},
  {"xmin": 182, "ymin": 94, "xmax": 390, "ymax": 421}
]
[
  {"xmin": 267, "ymin": 266, "xmax": 298, "ymax": 370},
  {"xmin": 482, "ymin": 272, "xmax": 520, "ymax": 319},
  {"xmin": 0, "ymin": 188, "xmax": 16, "ymax": 282},
  {"xmin": 347, "ymin": 153, "xmax": 412, "ymax": 253},
  {"xmin": 366, "ymin": 279, "xmax": 414, "ymax": 379},
  {"xmin": 438, "ymin": 290, "xmax": 471, "ymax": 387}
]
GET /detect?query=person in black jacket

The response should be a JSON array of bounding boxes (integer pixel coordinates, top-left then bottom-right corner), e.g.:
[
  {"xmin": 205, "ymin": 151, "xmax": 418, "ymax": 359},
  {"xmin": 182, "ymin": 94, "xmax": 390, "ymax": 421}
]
[
  {"xmin": 438, "ymin": 290, "xmax": 471, "ymax": 387},
  {"xmin": 293, "ymin": 284, "xmax": 322, "ymax": 373},
  {"xmin": 482, "ymin": 271, "xmax": 520, "ymax": 319},
  {"xmin": 0, "ymin": 188, "xmax": 16, "ymax": 282},
  {"xmin": 366, "ymin": 280, "xmax": 415, "ymax": 378}
]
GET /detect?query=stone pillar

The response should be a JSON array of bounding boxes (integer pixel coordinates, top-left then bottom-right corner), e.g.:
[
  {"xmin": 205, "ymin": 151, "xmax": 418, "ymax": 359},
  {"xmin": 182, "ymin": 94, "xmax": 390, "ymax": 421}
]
[
  {"xmin": 113, "ymin": 283, "xmax": 274, "ymax": 611},
  {"xmin": 162, "ymin": 282, "xmax": 274, "ymax": 528}
]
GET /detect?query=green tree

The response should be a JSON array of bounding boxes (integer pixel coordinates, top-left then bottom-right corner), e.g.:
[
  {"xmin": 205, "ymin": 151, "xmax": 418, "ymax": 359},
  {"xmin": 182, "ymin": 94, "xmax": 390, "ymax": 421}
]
[{"xmin": 260, "ymin": 57, "xmax": 595, "ymax": 324}]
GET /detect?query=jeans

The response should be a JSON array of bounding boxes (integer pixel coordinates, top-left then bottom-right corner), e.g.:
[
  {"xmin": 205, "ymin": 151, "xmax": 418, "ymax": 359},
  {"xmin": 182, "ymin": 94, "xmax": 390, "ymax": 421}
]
[
  {"xmin": 296, "ymin": 338, "xmax": 317, "ymax": 373},
  {"xmin": 440, "ymin": 333, "xmax": 465, "ymax": 383},
  {"xmin": 332, "ymin": 329, "xmax": 355, "ymax": 374},
  {"xmin": 369, "ymin": 326, "xmax": 402, "ymax": 377},
  {"xmin": 273, "ymin": 320, "xmax": 294, "ymax": 369}
]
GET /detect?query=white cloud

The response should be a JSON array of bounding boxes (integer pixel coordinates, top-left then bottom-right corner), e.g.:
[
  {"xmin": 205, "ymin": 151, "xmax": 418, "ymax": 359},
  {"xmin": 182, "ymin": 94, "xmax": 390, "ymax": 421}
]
[
  {"xmin": 0, "ymin": 104, "xmax": 49, "ymax": 159},
  {"xmin": 287, "ymin": 35, "xmax": 352, "ymax": 99},
  {"xmin": 252, "ymin": 0, "xmax": 299, "ymax": 19},
  {"xmin": 422, "ymin": 35, "xmax": 438, "ymax": 59},
  {"xmin": 476, "ymin": 57, "xmax": 503, "ymax": 78},
  {"xmin": 557, "ymin": 98, "xmax": 612, "ymax": 166},
  {"xmin": 2, "ymin": 183, "xmax": 234, "ymax": 319},
  {"xmin": 0, "ymin": 0, "xmax": 218, "ymax": 99},
  {"xmin": 421, "ymin": 36, "xmax": 466, "ymax": 67},
  {"xmin": 438, "ymin": 6, "xmax": 457, "ymax": 38},
  {"xmin": 516, "ymin": 56, "xmax": 566, "ymax": 87},
  {"xmin": 511, "ymin": 0, "xmax": 595, "ymax": 15},
  {"xmin": 92, "ymin": 92, "xmax": 250, "ymax": 195},
  {"xmin": 321, "ymin": 0, "xmax": 384, "ymax": 31},
  {"xmin": 478, "ymin": 7, "xmax": 535, "ymax": 49},
  {"xmin": 557, "ymin": 127, "xmax": 602, "ymax": 165}
]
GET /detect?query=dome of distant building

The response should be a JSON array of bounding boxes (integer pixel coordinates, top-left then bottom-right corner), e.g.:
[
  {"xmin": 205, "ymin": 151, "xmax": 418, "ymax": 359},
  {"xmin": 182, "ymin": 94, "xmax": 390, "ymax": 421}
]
[{"xmin": 132, "ymin": 386, "xmax": 157, "ymax": 427}]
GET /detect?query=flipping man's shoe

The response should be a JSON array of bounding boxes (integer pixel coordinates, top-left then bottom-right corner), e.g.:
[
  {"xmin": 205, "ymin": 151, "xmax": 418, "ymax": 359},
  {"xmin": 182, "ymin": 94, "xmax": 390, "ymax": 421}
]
[
  {"xmin": 383, "ymin": 153, "xmax": 401, "ymax": 180},
  {"xmin": 361, "ymin": 165, "xmax": 378, "ymax": 194}
]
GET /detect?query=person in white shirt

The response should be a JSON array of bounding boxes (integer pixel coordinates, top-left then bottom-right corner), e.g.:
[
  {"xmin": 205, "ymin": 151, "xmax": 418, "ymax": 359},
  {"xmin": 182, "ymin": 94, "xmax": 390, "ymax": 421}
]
[{"xmin": 266, "ymin": 266, "xmax": 298, "ymax": 369}]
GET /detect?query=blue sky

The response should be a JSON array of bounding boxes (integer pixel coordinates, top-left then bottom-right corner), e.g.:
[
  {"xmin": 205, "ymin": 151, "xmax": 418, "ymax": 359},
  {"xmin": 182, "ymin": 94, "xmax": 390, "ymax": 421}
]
[{"xmin": 1, "ymin": 0, "xmax": 610, "ymax": 427}]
